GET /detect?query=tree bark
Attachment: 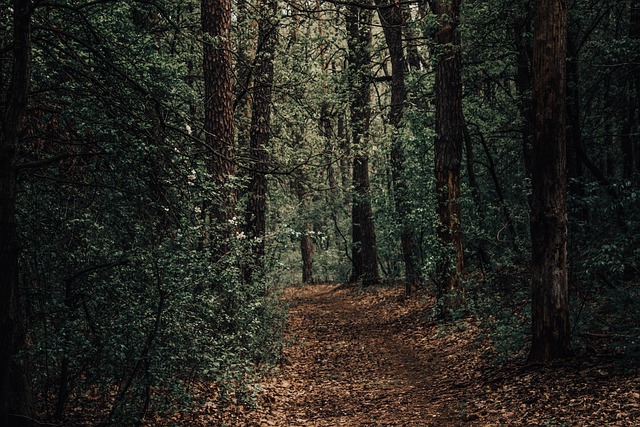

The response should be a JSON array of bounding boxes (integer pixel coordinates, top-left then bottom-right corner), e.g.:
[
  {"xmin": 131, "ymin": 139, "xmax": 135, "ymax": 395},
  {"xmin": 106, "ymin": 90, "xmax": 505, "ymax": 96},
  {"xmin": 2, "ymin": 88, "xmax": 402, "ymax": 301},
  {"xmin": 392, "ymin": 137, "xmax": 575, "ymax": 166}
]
[
  {"xmin": 529, "ymin": 0, "xmax": 572, "ymax": 363},
  {"xmin": 346, "ymin": 1, "xmax": 380, "ymax": 286},
  {"xmin": 566, "ymin": 31, "xmax": 585, "ymax": 217},
  {"xmin": 512, "ymin": 3, "xmax": 534, "ymax": 189},
  {"xmin": 1, "ymin": 1, "xmax": 35, "ymax": 425},
  {"xmin": 622, "ymin": 0, "xmax": 640, "ymax": 181},
  {"xmin": 300, "ymin": 223, "xmax": 315, "ymax": 284},
  {"xmin": 294, "ymin": 176, "xmax": 315, "ymax": 284},
  {"xmin": 400, "ymin": 3, "xmax": 424, "ymax": 72},
  {"xmin": 245, "ymin": 0, "xmax": 277, "ymax": 281},
  {"xmin": 202, "ymin": 0, "xmax": 236, "ymax": 258},
  {"xmin": 433, "ymin": 0, "xmax": 464, "ymax": 302},
  {"xmin": 375, "ymin": 0, "xmax": 420, "ymax": 293}
]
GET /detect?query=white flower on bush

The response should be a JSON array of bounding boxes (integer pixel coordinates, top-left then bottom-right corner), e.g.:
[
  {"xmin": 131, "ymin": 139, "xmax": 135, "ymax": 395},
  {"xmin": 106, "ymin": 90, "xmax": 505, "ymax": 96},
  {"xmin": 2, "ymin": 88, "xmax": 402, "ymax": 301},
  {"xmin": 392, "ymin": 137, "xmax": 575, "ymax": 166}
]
[{"xmin": 236, "ymin": 231, "xmax": 246, "ymax": 239}]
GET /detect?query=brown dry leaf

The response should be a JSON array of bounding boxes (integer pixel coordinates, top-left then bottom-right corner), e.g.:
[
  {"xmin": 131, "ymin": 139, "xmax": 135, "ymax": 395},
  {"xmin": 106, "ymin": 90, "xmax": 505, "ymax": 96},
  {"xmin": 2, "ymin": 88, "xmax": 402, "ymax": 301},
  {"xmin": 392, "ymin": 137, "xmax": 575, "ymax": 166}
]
[{"xmin": 140, "ymin": 283, "xmax": 640, "ymax": 426}]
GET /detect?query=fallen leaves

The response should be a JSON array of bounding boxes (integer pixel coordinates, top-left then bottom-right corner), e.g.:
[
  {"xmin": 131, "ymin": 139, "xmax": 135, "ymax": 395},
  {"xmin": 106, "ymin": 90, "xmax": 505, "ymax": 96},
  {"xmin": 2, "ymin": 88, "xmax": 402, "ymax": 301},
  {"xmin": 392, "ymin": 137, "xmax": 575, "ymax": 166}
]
[{"xmin": 158, "ymin": 283, "xmax": 639, "ymax": 426}]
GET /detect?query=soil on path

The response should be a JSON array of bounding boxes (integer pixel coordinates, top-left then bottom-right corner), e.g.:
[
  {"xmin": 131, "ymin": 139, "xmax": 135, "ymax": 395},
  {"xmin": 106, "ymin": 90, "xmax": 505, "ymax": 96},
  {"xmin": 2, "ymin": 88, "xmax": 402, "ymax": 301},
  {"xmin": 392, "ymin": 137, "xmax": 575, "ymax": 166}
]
[
  {"xmin": 257, "ymin": 284, "xmax": 467, "ymax": 426},
  {"xmin": 198, "ymin": 284, "xmax": 639, "ymax": 426}
]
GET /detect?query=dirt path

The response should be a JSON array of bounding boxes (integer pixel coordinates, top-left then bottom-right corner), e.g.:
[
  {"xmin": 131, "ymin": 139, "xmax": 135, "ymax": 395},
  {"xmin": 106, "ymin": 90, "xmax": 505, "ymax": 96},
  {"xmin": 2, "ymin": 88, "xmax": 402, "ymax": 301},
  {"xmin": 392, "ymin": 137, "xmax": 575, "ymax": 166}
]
[
  {"xmin": 248, "ymin": 284, "xmax": 476, "ymax": 426},
  {"xmin": 191, "ymin": 283, "xmax": 639, "ymax": 427}
]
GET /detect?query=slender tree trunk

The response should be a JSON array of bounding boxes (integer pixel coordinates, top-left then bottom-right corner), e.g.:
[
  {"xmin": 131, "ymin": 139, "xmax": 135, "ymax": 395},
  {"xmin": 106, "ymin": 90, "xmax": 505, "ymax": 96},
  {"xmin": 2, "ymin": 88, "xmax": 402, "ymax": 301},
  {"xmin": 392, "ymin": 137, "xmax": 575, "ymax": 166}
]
[
  {"xmin": 566, "ymin": 33, "xmax": 585, "ymax": 220},
  {"xmin": 400, "ymin": 4, "xmax": 424, "ymax": 72},
  {"xmin": 294, "ymin": 176, "xmax": 315, "ymax": 284},
  {"xmin": 529, "ymin": 0, "xmax": 572, "ymax": 363},
  {"xmin": 475, "ymin": 129, "xmax": 519, "ymax": 249},
  {"xmin": 338, "ymin": 112, "xmax": 350, "ymax": 190},
  {"xmin": 463, "ymin": 126, "xmax": 481, "ymax": 213},
  {"xmin": 512, "ymin": 4, "xmax": 534, "ymax": 187},
  {"xmin": 300, "ymin": 222, "xmax": 315, "ymax": 284},
  {"xmin": 202, "ymin": 0, "xmax": 236, "ymax": 259},
  {"xmin": 1, "ymin": 1, "xmax": 34, "ymax": 425},
  {"xmin": 622, "ymin": 0, "xmax": 640, "ymax": 181},
  {"xmin": 433, "ymin": 0, "xmax": 464, "ymax": 303},
  {"xmin": 375, "ymin": 0, "xmax": 420, "ymax": 293},
  {"xmin": 346, "ymin": 1, "xmax": 379, "ymax": 286},
  {"xmin": 634, "ymin": 0, "xmax": 640, "ymax": 181},
  {"xmin": 245, "ymin": 0, "xmax": 277, "ymax": 281},
  {"xmin": 233, "ymin": 0, "xmax": 254, "ymax": 149},
  {"xmin": 320, "ymin": 103, "xmax": 337, "ymax": 190}
]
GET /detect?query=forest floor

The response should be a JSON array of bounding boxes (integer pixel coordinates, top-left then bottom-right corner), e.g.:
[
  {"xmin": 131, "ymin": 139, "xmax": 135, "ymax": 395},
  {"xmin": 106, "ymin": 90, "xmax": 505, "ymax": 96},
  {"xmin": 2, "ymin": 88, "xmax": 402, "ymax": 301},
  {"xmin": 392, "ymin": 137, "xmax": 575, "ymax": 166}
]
[{"xmin": 187, "ymin": 283, "xmax": 639, "ymax": 426}]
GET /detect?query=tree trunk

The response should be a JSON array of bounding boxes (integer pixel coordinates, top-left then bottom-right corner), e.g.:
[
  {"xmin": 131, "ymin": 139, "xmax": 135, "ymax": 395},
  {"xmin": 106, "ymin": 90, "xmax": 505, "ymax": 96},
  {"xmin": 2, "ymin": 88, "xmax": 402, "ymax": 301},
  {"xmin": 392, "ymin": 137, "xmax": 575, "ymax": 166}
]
[
  {"xmin": 566, "ymin": 32, "xmax": 585, "ymax": 220},
  {"xmin": 622, "ymin": 0, "xmax": 640, "ymax": 181},
  {"xmin": 1, "ymin": 1, "xmax": 35, "ymax": 425},
  {"xmin": 529, "ymin": 0, "xmax": 572, "ymax": 363},
  {"xmin": 295, "ymin": 176, "xmax": 315, "ymax": 285},
  {"xmin": 245, "ymin": 0, "xmax": 277, "ymax": 281},
  {"xmin": 433, "ymin": 0, "xmax": 464, "ymax": 302},
  {"xmin": 300, "ymin": 223, "xmax": 315, "ymax": 284},
  {"xmin": 375, "ymin": 0, "xmax": 420, "ymax": 293},
  {"xmin": 400, "ymin": 3, "xmax": 424, "ymax": 72},
  {"xmin": 233, "ymin": 0, "xmax": 254, "ymax": 154},
  {"xmin": 202, "ymin": 0, "xmax": 236, "ymax": 258},
  {"xmin": 512, "ymin": 3, "xmax": 534, "ymax": 188},
  {"xmin": 346, "ymin": 1, "xmax": 380, "ymax": 286}
]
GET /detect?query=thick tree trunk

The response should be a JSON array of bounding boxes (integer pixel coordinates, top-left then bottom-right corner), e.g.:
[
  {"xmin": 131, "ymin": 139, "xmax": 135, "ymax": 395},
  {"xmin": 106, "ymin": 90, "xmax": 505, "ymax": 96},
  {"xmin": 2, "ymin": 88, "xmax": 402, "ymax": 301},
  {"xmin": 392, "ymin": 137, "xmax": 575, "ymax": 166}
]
[
  {"xmin": 529, "ymin": 0, "xmax": 572, "ymax": 363},
  {"xmin": 433, "ymin": 0, "xmax": 464, "ymax": 301},
  {"xmin": 245, "ymin": 0, "xmax": 277, "ymax": 281},
  {"xmin": 375, "ymin": 0, "xmax": 420, "ymax": 293},
  {"xmin": 1, "ymin": 1, "xmax": 34, "ymax": 425},
  {"xmin": 346, "ymin": 2, "xmax": 379, "ymax": 287},
  {"xmin": 202, "ymin": 0, "xmax": 236, "ymax": 258}
]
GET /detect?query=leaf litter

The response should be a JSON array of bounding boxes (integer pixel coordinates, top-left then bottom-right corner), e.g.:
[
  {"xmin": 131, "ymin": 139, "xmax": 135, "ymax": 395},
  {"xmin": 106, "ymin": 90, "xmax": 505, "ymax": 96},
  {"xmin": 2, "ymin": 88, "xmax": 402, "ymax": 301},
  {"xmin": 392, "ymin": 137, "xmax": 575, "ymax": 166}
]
[{"xmin": 174, "ymin": 283, "xmax": 639, "ymax": 426}]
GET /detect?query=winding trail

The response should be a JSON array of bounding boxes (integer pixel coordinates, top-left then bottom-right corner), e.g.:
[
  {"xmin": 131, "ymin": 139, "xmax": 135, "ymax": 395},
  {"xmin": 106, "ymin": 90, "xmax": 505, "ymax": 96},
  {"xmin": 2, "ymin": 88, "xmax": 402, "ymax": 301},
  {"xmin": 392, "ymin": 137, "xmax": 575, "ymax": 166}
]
[
  {"xmin": 190, "ymin": 283, "xmax": 639, "ymax": 426},
  {"xmin": 254, "ymin": 284, "xmax": 474, "ymax": 426}
]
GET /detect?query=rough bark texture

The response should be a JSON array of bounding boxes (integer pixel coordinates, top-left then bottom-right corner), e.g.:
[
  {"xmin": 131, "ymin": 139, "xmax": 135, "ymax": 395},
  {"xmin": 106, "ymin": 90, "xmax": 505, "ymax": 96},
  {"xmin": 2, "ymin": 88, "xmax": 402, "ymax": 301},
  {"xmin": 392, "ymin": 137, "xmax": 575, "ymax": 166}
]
[
  {"xmin": 375, "ymin": 0, "xmax": 420, "ymax": 293},
  {"xmin": 245, "ymin": 0, "xmax": 277, "ymax": 280},
  {"xmin": 529, "ymin": 0, "xmax": 572, "ymax": 363},
  {"xmin": 1, "ymin": 1, "xmax": 34, "ymax": 425},
  {"xmin": 346, "ymin": 1, "xmax": 379, "ymax": 287},
  {"xmin": 300, "ymin": 221, "xmax": 315, "ymax": 284},
  {"xmin": 433, "ymin": 0, "xmax": 464, "ymax": 299},
  {"xmin": 202, "ymin": 0, "xmax": 236, "ymax": 256}
]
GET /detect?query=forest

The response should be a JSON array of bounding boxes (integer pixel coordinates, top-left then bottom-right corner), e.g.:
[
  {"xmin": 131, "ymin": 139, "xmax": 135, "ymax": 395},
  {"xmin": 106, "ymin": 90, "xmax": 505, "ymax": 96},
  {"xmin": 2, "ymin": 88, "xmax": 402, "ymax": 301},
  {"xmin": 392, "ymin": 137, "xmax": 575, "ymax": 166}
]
[{"xmin": 1, "ymin": 0, "xmax": 639, "ymax": 425}]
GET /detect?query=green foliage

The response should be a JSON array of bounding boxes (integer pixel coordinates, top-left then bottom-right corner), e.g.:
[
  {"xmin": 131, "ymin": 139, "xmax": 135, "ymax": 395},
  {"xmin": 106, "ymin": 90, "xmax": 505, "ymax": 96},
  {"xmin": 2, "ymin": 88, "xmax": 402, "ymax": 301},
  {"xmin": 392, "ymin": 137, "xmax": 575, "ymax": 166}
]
[
  {"xmin": 7, "ymin": 0, "xmax": 640, "ymax": 423},
  {"xmin": 15, "ymin": 1, "xmax": 284, "ymax": 423}
]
